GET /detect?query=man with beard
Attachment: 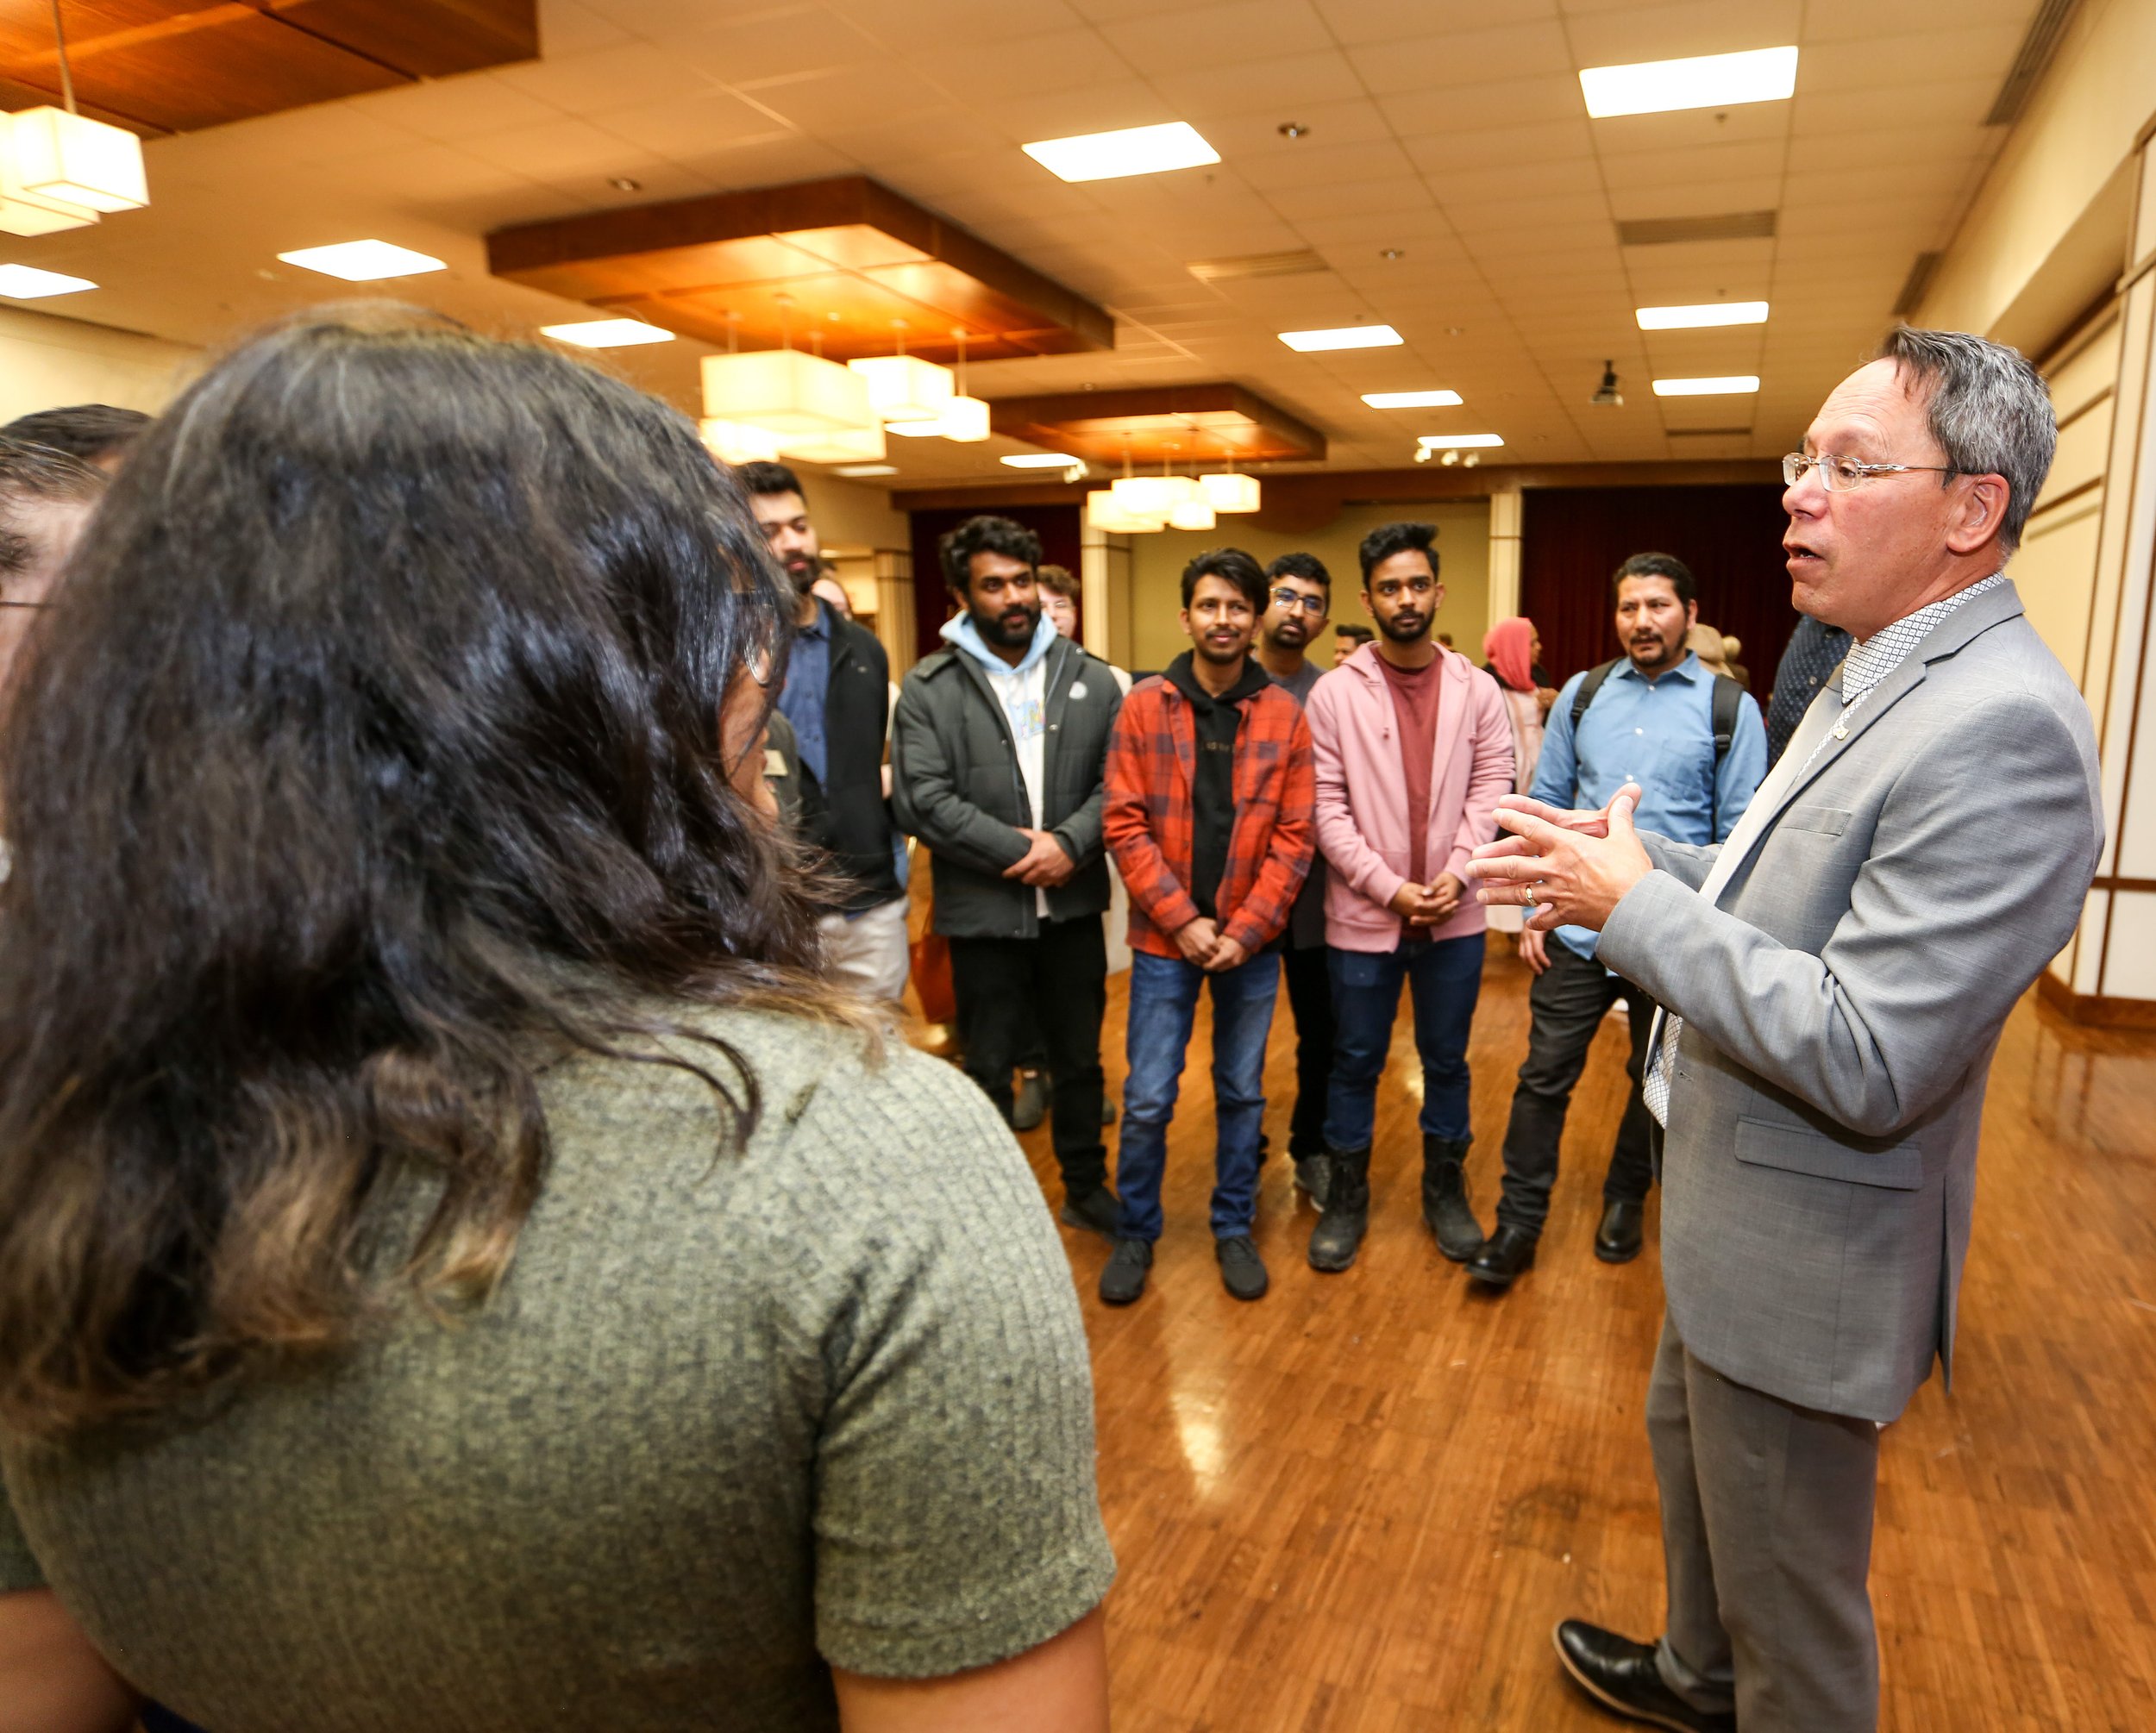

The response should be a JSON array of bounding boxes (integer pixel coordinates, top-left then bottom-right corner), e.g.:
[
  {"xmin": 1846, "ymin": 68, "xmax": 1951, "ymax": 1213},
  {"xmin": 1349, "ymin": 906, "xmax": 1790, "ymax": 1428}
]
[
  {"xmin": 1304, "ymin": 522, "xmax": 1514, "ymax": 1273},
  {"xmin": 1256, "ymin": 552, "xmax": 1338, "ymax": 1202},
  {"xmin": 1095, "ymin": 550, "xmax": 1313, "ymax": 1305},
  {"xmin": 1465, "ymin": 553, "xmax": 1764, "ymax": 1291},
  {"xmin": 739, "ymin": 462, "xmax": 909, "ymax": 1004},
  {"xmin": 892, "ymin": 516, "xmax": 1125, "ymax": 1236}
]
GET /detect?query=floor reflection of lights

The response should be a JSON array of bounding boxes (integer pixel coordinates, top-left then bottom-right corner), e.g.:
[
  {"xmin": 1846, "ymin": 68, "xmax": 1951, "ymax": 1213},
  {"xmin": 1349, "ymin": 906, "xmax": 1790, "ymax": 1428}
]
[{"xmin": 1170, "ymin": 1388, "xmax": 1225, "ymax": 1492}]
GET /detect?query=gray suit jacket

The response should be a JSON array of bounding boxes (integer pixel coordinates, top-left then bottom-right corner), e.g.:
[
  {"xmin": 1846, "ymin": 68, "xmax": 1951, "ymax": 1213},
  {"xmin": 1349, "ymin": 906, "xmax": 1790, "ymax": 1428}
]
[{"xmin": 1597, "ymin": 581, "xmax": 2101, "ymax": 1423}]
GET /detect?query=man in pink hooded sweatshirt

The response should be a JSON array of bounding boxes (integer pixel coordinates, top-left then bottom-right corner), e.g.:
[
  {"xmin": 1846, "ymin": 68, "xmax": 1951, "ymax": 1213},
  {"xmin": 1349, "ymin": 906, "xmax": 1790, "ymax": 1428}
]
[{"xmin": 1304, "ymin": 522, "xmax": 1515, "ymax": 1273}]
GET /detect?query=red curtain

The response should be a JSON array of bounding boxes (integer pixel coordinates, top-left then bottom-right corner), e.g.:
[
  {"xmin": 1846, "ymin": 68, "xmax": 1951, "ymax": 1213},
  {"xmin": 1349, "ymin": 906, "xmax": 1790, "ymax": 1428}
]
[
  {"xmin": 1520, "ymin": 484, "xmax": 1796, "ymax": 699},
  {"xmin": 907, "ymin": 504, "xmax": 1082, "ymax": 666}
]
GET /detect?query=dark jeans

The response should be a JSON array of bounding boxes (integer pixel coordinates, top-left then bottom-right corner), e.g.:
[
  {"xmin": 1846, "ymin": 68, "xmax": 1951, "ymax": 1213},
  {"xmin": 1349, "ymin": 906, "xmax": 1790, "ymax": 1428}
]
[
  {"xmin": 1323, "ymin": 932, "xmax": 1484, "ymax": 1152},
  {"xmin": 1281, "ymin": 942, "xmax": 1335, "ymax": 1159},
  {"xmin": 1114, "ymin": 948, "xmax": 1281, "ymax": 1241},
  {"xmin": 1494, "ymin": 937, "xmax": 1658, "ymax": 1236},
  {"xmin": 949, "ymin": 915, "xmax": 1108, "ymax": 1196}
]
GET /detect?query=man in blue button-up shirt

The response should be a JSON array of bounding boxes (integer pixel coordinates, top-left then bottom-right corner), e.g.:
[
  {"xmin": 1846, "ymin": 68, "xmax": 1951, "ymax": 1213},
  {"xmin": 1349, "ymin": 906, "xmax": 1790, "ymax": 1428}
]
[{"xmin": 1466, "ymin": 552, "xmax": 1765, "ymax": 1289}]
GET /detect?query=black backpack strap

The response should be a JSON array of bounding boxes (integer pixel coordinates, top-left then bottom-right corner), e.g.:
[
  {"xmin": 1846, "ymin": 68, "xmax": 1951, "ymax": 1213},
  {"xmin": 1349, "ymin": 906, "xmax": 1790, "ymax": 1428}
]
[
  {"xmin": 1569, "ymin": 658, "xmax": 1623, "ymax": 732},
  {"xmin": 1709, "ymin": 673, "xmax": 1742, "ymax": 766}
]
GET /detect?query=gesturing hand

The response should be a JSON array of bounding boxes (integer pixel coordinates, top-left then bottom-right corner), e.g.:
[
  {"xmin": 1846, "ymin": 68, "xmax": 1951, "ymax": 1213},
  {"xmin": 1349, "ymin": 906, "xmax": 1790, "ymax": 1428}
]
[{"xmin": 1466, "ymin": 789, "xmax": 1652, "ymax": 934}]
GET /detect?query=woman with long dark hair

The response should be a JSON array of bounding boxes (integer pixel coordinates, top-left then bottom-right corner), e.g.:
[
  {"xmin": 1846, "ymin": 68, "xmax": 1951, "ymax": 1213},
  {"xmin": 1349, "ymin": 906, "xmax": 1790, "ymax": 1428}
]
[{"xmin": 0, "ymin": 313, "xmax": 1112, "ymax": 1732}]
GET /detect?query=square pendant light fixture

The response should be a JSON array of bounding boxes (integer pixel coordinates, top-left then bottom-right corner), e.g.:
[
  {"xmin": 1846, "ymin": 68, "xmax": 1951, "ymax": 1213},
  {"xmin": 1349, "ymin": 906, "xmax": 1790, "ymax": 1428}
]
[
  {"xmin": 1198, "ymin": 472, "xmax": 1261, "ymax": 513},
  {"xmin": 1168, "ymin": 497, "xmax": 1216, "ymax": 532},
  {"xmin": 1636, "ymin": 302, "xmax": 1769, "ymax": 330},
  {"xmin": 278, "ymin": 240, "xmax": 448, "ymax": 281},
  {"xmin": 703, "ymin": 349, "xmax": 874, "ymax": 435},
  {"xmin": 5, "ymin": 109, "xmax": 147, "ymax": 214},
  {"xmin": 1362, "ymin": 389, "xmax": 1462, "ymax": 408},
  {"xmin": 1279, "ymin": 324, "xmax": 1403, "ymax": 353},
  {"xmin": 1417, "ymin": 433, "xmax": 1505, "ymax": 449},
  {"xmin": 1651, "ymin": 376, "xmax": 1760, "ymax": 397},
  {"xmin": 1023, "ymin": 121, "xmax": 1219, "ymax": 184},
  {"xmin": 699, "ymin": 419, "xmax": 783, "ymax": 465},
  {"xmin": 1580, "ymin": 47, "xmax": 1798, "ymax": 119},
  {"xmin": 834, "ymin": 464, "xmax": 899, "ymax": 478},
  {"xmin": 886, "ymin": 395, "xmax": 990, "ymax": 441},
  {"xmin": 848, "ymin": 353, "xmax": 956, "ymax": 424},
  {"xmin": 1087, "ymin": 490, "xmax": 1167, "ymax": 534},
  {"xmin": 0, "ymin": 188, "xmax": 94, "ymax": 236},
  {"xmin": 1112, "ymin": 474, "xmax": 1199, "ymax": 516},
  {"xmin": 777, "ymin": 425, "xmax": 887, "ymax": 465},
  {"xmin": 1001, "ymin": 453, "xmax": 1081, "ymax": 468},
  {"xmin": 542, "ymin": 317, "xmax": 674, "ymax": 347},
  {"xmin": 0, "ymin": 263, "xmax": 95, "ymax": 298}
]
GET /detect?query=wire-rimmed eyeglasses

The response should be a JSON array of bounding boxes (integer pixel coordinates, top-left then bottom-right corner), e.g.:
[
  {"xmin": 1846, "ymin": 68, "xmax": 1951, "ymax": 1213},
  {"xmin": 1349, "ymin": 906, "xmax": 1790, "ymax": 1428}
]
[{"xmin": 1782, "ymin": 451, "xmax": 1956, "ymax": 491}]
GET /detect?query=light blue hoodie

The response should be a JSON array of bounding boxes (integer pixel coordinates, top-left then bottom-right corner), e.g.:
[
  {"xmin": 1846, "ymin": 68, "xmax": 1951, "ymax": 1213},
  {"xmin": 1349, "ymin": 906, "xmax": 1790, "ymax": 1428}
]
[{"xmin": 940, "ymin": 611, "xmax": 1059, "ymax": 750}]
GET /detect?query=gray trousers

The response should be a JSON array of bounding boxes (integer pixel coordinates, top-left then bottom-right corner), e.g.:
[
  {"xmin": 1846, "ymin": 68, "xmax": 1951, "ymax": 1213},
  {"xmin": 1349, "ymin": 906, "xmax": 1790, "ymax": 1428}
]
[{"xmin": 1646, "ymin": 1315, "xmax": 1882, "ymax": 1732}]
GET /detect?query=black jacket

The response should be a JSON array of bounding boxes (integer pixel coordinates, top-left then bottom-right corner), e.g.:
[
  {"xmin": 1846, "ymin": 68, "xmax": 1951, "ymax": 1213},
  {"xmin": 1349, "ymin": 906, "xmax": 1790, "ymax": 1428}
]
[
  {"xmin": 795, "ymin": 610, "xmax": 902, "ymax": 913},
  {"xmin": 891, "ymin": 632, "xmax": 1124, "ymax": 940}
]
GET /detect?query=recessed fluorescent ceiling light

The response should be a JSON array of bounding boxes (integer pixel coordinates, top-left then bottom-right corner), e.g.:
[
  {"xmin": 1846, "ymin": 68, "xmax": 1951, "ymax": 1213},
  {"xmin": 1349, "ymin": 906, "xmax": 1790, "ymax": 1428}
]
[
  {"xmin": 277, "ymin": 240, "xmax": 447, "ymax": 281},
  {"xmin": 834, "ymin": 464, "xmax": 899, "ymax": 478},
  {"xmin": 1417, "ymin": 433, "xmax": 1505, "ymax": 448},
  {"xmin": 1363, "ymin": 389, "xmax": 1462, "ymax": 408},
  {"xmin": 1001, "ymin": 453, "xmax": 1081, "ymax": 468},
  {"xmin": 1653, "ymin": 375, "xmax": 1761, "ymax": 396},
  {"xmin": 540, "ymin": 317, "xmax": 674, "ymax": 347},
  {"xmin": 1022, "ymin": 121, "xmax": 1218, "ymax": 183},
  {"xmin": 1280, "ymin": 324, "xmax": 1403, "ymax": 353},
  {"xmin": 1580, "ymin": 46, "xmax": 1798, "ymax": 119},
  {"xmin": 1636, "ymin": 301, "xmax": 1769, "ymax": 330},
  {"xmin": 0, "ymin": 263, "xmax": 95, "ymax": 297}
]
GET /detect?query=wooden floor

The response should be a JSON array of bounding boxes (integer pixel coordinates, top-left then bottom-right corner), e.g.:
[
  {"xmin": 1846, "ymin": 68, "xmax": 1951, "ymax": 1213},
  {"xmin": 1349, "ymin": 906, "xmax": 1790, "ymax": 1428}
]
[{"xmin": 991, "ymin": 943, "xmax": 2156, "ymax": 1731}]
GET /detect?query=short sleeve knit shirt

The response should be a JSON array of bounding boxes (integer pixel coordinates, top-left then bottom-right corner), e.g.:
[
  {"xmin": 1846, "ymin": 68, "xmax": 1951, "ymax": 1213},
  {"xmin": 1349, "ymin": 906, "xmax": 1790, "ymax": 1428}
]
[{"xmin": 0, "ymin": 1006, "xmax": 1115, "ymax": 1732}]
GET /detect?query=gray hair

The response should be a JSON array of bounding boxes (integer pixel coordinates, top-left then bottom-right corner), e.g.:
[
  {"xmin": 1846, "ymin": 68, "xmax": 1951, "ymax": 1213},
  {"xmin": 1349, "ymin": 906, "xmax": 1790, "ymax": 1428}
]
[
  {"xmin": 1877, "ymin": 327, "xmax": 2055, "ymax": 554},
  {"xmin": 0, "ymin": 438, "xmax": 105, "ymax": 578}
]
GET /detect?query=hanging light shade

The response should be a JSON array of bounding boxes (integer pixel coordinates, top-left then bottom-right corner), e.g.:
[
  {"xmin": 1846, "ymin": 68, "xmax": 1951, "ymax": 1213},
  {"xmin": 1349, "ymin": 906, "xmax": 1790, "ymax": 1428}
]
[
  {"xmin": 0, "ymin": 122, "xmax": 96, "ymax": 237},
  {"xmin": 1086, "ymin": 490, "xmax": 1166, "ymax": 533},
  {"xmin": 776, "ymin": 424, "xmax": 887, "ymax": 465},
  {"xmin": 699, "ymin": 419, "xmax": 783, "ymax": 464},
  {"xmin": 1198, "ymin": 471, "xmax": 1262, "ymax": 513},
  {"xmin": 848, "ymin": 353, "xmax": 956, "ymax": 424},
  {"xmin": 701, "ymin": 350, "xmax": 874, "ymax": 436},
  {"xmin": 1112, "ymin": 473, "xmax": 1198, "ymax": 516},
  {"xmin": 5, "ymin": 108, "xmax": 147, "ymax": 213},
  {"xmin": 1168, "ymin": 497, "xmax": 1217, "ymax": 532},
  {"xmin": 885, "ymin": 394, "xmax": 990, "ymax": 442}
]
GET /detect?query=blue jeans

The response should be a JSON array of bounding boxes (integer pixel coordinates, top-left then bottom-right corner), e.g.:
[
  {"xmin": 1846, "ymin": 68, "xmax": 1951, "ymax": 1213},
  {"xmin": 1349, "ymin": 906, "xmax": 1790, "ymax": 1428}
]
[
  {"xmin": 1323, "ymin": 933, "xmax": 1484, "ymax": 1152},
  {"xmin": 1115, "ymin": 948, "xmax": 1282, "ymax": 1242}
]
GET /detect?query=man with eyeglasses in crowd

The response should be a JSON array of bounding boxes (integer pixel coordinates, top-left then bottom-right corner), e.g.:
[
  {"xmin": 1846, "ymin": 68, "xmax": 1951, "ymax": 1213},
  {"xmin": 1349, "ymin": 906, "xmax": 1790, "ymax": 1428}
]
[
  {"xmin": 1253, "ymin": 552, "xmax": 1338, "ymax": 1202},
  {"xmin": 737, "ymin": 461, "xmax": 911, "ymax": 1007},
  {"xmin": 891, "ymin": 516, "xmax": 1125, "ymax": 1237},
  {"xmin": 1304, "ymin": 522, "xmax": 1514, "ymax": 1273},
  {"xmin": 1467, "ymin": 553, "xmax": 1765, "ymax": 1292},
  {"xmin": 1474, "ymin": 328, "xmax": 2100, "ymax": 1732}
]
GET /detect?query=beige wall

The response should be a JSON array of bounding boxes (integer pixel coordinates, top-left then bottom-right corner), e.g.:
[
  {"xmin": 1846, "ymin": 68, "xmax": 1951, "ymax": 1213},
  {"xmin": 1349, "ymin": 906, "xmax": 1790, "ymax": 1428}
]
[
  {"xmin": 1122, "ymin": 498, "xmax": 1493, "ymax": 674},
  {"xmin": 0, "ymin": 306, "xmax": 197, "ymax": 424},
  {"xmin": 793, "ymin": 470, "xmax": 909, "ymax": 560}
]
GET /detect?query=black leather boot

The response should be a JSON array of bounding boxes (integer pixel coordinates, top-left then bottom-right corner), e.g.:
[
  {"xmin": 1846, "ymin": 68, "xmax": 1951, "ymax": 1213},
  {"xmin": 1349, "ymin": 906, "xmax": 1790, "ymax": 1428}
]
[
  {"xmin": 1420, "ymin": 1135, "xmax": 1484, "ymax": 1261},
  {"xmin": 1307, "ymin": 1147, "xmax": 1369, "ymax": 1272},
  {"xmin": 1465, "ymin": 1223, "xmax": 1538, "ymax": 1288}
]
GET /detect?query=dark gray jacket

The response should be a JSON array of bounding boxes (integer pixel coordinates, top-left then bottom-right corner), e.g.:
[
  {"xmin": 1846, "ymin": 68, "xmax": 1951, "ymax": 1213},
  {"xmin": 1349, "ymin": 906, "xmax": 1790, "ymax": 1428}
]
[{"xmin": 892, "ymin": 633, "xmax": 1123, "ymax": 940}]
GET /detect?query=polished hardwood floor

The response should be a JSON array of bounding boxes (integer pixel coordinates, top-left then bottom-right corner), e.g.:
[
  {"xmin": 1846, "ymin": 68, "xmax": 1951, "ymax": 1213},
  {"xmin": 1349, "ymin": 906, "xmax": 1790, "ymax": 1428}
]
[{"xmin": 981, "ymin": 942, "xmax": 2156, "ymax": 1731}]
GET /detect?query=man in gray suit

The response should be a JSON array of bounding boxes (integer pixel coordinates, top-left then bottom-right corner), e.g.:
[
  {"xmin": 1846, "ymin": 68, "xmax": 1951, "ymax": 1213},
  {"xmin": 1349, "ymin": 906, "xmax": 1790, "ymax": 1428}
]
[{"xmin": 1469, "ymin": 328, "xmax": 2103, "ymax": 1732}]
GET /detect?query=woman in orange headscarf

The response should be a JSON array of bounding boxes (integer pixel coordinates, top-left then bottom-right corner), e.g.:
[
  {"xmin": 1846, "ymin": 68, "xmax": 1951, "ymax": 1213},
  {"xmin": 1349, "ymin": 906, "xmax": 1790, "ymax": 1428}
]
[{"xmin": 1482, "ymin": 615, "xmax": 1546, "ymax": 796}]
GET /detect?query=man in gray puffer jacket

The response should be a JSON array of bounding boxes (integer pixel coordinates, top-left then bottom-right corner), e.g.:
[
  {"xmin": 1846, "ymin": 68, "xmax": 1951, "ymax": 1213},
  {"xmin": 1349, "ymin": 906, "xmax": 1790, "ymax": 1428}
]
[{"xmin": 892, "ymin": 515, "xmax": 1125, "ymax": 1236}]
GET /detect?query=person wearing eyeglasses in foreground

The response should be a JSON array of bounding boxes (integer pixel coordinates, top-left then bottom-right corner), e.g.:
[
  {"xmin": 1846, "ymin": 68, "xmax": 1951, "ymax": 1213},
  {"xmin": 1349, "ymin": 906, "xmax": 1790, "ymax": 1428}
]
[
  {"xmin": 0, "ymin": 313, "xmax": 1113, "ymax": 1733},
  {"xmin": 1469, "ymin": 328, "xmax": 2100, "ymax": 1732}
]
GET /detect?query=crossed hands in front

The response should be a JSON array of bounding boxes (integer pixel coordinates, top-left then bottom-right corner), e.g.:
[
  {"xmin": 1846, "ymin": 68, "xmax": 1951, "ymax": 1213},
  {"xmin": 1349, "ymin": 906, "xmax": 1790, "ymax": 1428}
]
[
  {"xmin": 1386, "ymin": 871, "xmax": 1468, "ymax": 929},
  {"xmin": 1172, "ymin": 917, "xmax": 1250, "ymax": 973},
  {"xmin": 1003, "ymin": 828, "xmax": 1077, "ymax": 888}
]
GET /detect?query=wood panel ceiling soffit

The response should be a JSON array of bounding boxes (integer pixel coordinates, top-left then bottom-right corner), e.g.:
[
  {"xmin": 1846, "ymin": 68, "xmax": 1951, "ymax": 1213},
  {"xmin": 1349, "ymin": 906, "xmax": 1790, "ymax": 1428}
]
[
  {"xmin": 988, "ymin": 385, "xmax": 1326, "ymax": 466},
  {"xmin": 486, "ymin": 176, "xmax": 1116, "ymax": 366},
  {"xmin": 0, "ymin": 2, "xmax": 538, "ymax": 135}
]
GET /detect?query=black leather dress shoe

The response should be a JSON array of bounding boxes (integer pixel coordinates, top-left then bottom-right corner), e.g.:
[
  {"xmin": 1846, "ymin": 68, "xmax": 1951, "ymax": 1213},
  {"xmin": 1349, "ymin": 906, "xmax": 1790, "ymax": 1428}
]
[
  {"xmin": 1595, "ymin": 1198, "xmax": 1645, "ymax": 1263},
  {"xmin": 1463, "ymin": 1223, "xmax": 1536, "ymax": 1289},
  {"xmin": 1552, "ymin": 1620, "xmax": 1734, "ymax": 1731}
]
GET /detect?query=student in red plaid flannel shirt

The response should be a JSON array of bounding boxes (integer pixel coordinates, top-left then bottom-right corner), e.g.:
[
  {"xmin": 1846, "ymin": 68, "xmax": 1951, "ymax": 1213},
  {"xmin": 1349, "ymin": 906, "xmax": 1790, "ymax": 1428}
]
[{"xmin": 1096, "ymin": 549, "xmax": 1315, "ymax": 1306}]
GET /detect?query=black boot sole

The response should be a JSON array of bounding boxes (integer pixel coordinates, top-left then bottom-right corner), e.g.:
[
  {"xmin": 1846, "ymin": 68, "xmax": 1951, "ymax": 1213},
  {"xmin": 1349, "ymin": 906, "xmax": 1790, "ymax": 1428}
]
[
  {"xmin": 1552, "ymin": 1624, "xmax": 1724, "ymax": 1731},
  {"xmin": 1425, "ymin": 1217, "xmax": 1483, "ymax": 1263},
  {"xmin": 1464, "ymin": 1254, "xmax": 1533, "ymax": 1289},
  {"xmin": 1595, "ymin": 1238, "xmax": 1644, "ymax": 1265},
  {"xmin": 1307, "ymin": 1239, "xmax": 1363, "ymax": 1273}
]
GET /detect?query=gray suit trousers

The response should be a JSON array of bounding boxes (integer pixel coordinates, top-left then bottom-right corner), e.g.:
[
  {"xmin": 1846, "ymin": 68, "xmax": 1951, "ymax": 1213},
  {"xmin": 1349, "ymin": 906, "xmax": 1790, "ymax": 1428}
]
[{"xmin": 1647, "ymin": 1314, "xmax": 1882, "ymax": 1731}]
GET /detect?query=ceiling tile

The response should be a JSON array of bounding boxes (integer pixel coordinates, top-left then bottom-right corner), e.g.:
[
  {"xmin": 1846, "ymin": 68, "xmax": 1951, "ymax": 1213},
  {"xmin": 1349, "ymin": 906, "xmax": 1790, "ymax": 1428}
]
[
  {"xmin": 1562, "ymin": 0, "xmax": 1802, "ymax": 67},
  {"xmin": 1313, "ymin": 0, "xmax": 1558, "ymax": 45},
  {"xmin": 1261, "ymin": 177, "xmax": 1438, "ymax": 222},
  {"xmin": 1094, "ymin": 0, "xmax": 1335, "ymax": 70},
  {"xmin": 588, "ymin": 91, "xmax": 795, "ymax": 158},
  {"xmin": 1798, "ymin": 25, "xmax": 2029, "ymax": 92},
  {"xmin": 832, "ymin": 0, "xmax": 1091, "ymax": 42},
  {"xmin": 1606, "ymin": 178, "xmax": 1785, "ymax": 222},
  {"xmin": 1144, "ymin": 50, "xmax": 1368, "ymax": 120},
  {"xmin": 1376, "ymin": 75, "xmax": 1586, "ymax": 134},
  {"xmin": 1597, "ymin": 140, "xmax": 1787, "ymax": 192},
  {"xmin": 1345, "ymin": 21, "xmax": 1574, "ymax": 94},
  {"xmin": 668, "ymin": 8, "xmax": 886, "ymax": 84},
  {"xmin": 904, "ymin": 28, "xmax": 1134, "ymax": 96},
  {"xmin": 734, "ymin": 64, "xmax": 950, "ymax": 130},
  {"xmin": 1424, "ymin": 159, "xmax": 1599, "ymax": 206},
  {"xmin": 1238, "ymin": 138, "xmax": 1420, "ymax": 191},
  {"xmin": 493, "ymin": 41, "xmax": 723, "ymax": 110},
  {"xmin": 1399, "ymin": 118, "xmax": 1595, "ymax": 175}
]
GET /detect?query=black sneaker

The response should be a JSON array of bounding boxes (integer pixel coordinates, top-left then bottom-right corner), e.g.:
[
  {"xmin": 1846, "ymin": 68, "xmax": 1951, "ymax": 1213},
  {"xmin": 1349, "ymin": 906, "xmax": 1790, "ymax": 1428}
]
[
  {"xmin": 1058, "ymin": 1186, "xmax": 1120, "ymax": 1239},
  {"xmin": 1099, "ymin": 1237, "xmax": 1152, "ymax": 1305},
  {"xmin": 1216, "ymin": 1235, "xmax": 1269, "ymax": 1301}
]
